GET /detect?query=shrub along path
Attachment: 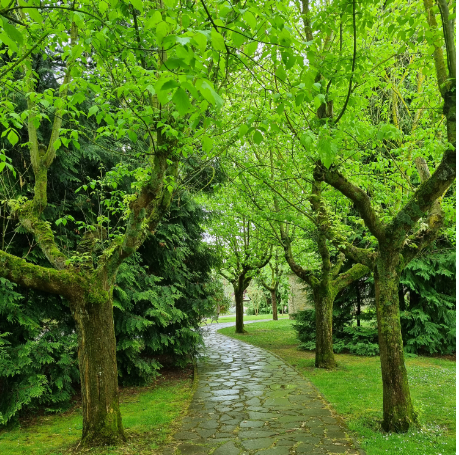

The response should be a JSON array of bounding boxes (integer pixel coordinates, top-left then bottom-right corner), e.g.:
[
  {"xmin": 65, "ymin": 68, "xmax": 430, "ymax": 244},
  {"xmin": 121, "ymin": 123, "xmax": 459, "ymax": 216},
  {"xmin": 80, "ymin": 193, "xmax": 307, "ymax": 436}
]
[{"xmin": 164, "ymin": 321, "xmax": 365, "ymax": 455}]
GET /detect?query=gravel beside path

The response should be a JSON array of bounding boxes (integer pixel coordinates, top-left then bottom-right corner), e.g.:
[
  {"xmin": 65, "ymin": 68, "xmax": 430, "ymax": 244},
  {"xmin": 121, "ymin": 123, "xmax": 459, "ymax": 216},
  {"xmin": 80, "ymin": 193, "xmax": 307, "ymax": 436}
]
[{"xmin": 164, "ymin": 320, "xmax": 365, "ymax": 455}]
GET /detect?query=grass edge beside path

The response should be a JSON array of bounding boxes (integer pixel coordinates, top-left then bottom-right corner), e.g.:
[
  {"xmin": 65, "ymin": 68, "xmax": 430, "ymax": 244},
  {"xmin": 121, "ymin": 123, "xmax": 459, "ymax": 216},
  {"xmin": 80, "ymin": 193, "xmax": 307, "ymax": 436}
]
[
  {"xmin": 0, "ymin": 368, "xmax": 195, "ymax": 455},
  {"xmin": 218, "ymin": 319, "xmax": 456, "ymax": 455}
]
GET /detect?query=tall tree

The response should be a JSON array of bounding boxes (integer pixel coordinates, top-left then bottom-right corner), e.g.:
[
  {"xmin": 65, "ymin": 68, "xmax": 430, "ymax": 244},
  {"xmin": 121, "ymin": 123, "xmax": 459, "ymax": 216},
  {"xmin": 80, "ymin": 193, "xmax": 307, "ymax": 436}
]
[
  {"xmin": 212, "ymin": 213, "xmax": 272, "ymax": 333},
  {"xmin": 311, "ymin": 0, "xmax": 456, "ymax": 432},
  {"xmin": 258, "ymin": 249, "xmax": 284, "ymax": 320},
  {"xmin": 0, "ymin": 0, "xmax": 275, "ymax": 444}
]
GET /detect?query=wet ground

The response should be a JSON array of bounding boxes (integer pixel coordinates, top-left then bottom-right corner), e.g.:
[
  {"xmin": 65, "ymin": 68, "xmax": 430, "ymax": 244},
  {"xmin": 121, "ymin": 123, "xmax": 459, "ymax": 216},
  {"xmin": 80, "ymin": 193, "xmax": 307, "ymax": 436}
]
[{"xmin": 164, "ymin": 321, "xmax": 365, "ymax": 455}]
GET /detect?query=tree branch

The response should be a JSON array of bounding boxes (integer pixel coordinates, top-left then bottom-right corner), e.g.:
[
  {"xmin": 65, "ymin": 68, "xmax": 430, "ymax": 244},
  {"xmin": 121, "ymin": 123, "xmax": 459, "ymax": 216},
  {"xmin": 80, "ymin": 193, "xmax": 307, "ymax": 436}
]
[
  {"xmin": 331, "ymin": 252, "xmax": 345, "ymax": 278},
  {"xmin": 437, "ymin": 0, "xmax": 456, "ymax": 80},
  {"xmin": 332, "ymin": 263, "xmax": 369, "ymax": 294},
  {"xmin": 334, "ymin": 0, "xmax": 356, "ymax": 124},
  {"xmin": 0, "ymin": 249, "xmax": 75, "ymax": 298},
  {"xmin": 280, "ymin": 230, "xmax": 314, "ymax": 286},
  {"xmin": 334, "ymin": 240, "xmax": 377, "ymax": 270},
  {"xmin": 385, "ymin": 149, "xmax": 454, "ymax": 247},
  {"xmin": 314, "ymin": 164, "xmax": 386, "ymax": 241}
]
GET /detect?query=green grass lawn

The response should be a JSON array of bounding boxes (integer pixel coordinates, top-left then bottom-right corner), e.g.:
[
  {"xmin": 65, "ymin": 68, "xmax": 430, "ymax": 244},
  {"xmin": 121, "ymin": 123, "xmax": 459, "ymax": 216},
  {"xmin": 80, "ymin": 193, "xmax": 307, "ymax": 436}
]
[
  {"xmin": 202, "ymin": 313, "xmax": 290, "ymax": 325},
  {"xmin": 219, "ymin": 319, "xmax": 456, "ymax": 455},
  {"xmin": 0, "ymin": 374, "xmax": 194, "ymax": 455}
]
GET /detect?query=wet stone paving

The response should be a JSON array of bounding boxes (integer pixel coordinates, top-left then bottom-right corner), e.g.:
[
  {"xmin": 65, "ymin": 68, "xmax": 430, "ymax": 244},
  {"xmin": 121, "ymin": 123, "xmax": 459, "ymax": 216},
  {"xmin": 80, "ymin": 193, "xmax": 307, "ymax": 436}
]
[{"xmin": 164, "ymin": 321, "xmax": 365, "ymax": 455}]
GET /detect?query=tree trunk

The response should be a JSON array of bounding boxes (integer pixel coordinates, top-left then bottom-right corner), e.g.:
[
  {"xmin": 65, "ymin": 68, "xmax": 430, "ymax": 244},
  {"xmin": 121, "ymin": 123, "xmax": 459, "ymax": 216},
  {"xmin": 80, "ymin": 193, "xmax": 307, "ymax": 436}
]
[
  {"xmin": 313, "ymin": 286, "xmax": 336, "ymax": 369},
  {"xmin": 271, "ymin": 290, "xmax": 278, "ymax": 320},
  {"xmin": 356, "ymin": 282, "xmax": 361, "ymax": 327},
  {"xmin": 70, "ymin": 288, "xmax": 125, "ymax": 446},
  {"xmin": 374, "ymin": 251, "xmax": 416, "ymax": 432},
  {"xmin": 234, "ymin": 287, "xmax": 245, "ymax": 334}
]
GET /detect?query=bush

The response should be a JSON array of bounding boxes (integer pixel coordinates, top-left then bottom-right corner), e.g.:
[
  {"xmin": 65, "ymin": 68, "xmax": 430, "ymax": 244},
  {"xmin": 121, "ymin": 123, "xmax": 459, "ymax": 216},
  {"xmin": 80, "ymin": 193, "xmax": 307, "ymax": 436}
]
[
  {"xmin": 400, "ymin": 249, "xmax": 456, "ymax": 355},
  {"xmin": 0, "ymin": 279, "xmax": 79, "ymax": 426},
  {"xmin": 333, "ymin": 326, "xmax": 379, "ymax": 356},
  {"xmin": 293, "ymin": 309, "xmax": 379, "ymax": 356}
]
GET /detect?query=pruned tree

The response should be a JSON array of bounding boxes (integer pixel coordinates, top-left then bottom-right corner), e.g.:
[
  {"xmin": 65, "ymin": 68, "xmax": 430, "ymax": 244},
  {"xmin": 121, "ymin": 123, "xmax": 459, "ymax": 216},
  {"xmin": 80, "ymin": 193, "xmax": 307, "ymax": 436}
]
[
  {"xmin": 311, "ymin": 0, "xmax": 456, "ymax": 431},
  {"xmin": 215, "ymin": 215, "xmax": 272, "ymax": 333},
  {"xmin": 258, "ymin": 248, "xmax": 285, "ymax": 320}
]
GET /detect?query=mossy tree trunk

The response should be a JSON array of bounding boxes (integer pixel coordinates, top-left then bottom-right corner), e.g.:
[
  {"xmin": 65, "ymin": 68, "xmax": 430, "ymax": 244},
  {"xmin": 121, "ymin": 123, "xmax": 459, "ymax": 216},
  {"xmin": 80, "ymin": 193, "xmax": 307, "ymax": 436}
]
[
  {"xmin": 374, "ymin": 250, "xmax": 415, "ymax": 432},
  {"xmin": 219, "ymin": 227, "xmax": 272, "ymax": 334},
  {"xmin": 234, "ymin": 283, "xmax": 245, "ymax": 334},
  {"xmin": 312, "ymin": 285, "xmax": 335, "ymax": 368},
  {"xmin": 280, "ymin": 180, "xmax": 369, "ymax": 369},
  {"xmin": 1, "ymin": 21, "xmax": 180, "ymax": 445},
  {"xmin": 270, "ymin": 289, "xmax": 278, "ymax": 321},
  {"xmin": 259, "ymin": 249, "xmax": 283, "ymax": 321},
  {"xmin": 70, "ymin": 284, "xmax": 125, "ymax": 445}
]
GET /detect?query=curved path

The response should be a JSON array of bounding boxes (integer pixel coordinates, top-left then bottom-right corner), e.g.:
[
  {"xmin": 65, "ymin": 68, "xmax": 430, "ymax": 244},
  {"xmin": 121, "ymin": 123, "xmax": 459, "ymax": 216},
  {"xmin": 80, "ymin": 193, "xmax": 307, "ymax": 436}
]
[{"xmin": 164, "ymin": 321, "xmax": 365, "ymax": 455}]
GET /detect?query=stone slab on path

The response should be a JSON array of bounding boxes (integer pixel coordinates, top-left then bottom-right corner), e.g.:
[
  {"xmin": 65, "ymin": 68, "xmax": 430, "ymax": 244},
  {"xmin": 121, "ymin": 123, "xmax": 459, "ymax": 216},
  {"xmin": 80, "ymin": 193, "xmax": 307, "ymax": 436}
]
[{"xmin": 164, "ymin": 320, "xmax": 365, "ymax": 455}]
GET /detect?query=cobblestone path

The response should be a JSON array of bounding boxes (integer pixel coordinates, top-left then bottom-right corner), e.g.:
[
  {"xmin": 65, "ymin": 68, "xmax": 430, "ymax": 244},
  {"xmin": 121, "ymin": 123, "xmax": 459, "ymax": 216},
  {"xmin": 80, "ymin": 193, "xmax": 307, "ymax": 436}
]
[{"xmin": 165, "ymin": 321, "xmax": 364, "ymax": 455}]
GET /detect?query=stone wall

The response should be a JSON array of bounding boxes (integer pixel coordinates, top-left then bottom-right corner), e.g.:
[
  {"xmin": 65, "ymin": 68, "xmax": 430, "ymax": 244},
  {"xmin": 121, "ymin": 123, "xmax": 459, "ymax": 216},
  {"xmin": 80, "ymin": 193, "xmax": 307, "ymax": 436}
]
[{"xmin": 288, "ymin": 274, "xmax": 313, "ymax": 318}]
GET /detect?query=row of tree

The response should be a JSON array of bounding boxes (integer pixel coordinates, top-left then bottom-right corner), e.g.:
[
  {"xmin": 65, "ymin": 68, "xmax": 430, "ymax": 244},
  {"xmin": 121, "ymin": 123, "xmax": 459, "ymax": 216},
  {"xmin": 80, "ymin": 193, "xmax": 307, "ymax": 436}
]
[
  {"xmin": 201, "ymin": 0, "xmax": 455, "ymax": 434},
  {"xmin": 0, "ymin": 0, "xmax": 455, "ymax": 445}
]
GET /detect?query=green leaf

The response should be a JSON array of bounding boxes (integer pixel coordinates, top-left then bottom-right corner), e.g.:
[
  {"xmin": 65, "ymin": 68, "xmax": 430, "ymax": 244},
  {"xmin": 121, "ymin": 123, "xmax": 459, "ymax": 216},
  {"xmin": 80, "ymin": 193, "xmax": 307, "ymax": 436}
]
[
  {"xmin": 163, "ymin": 0, "xmax": 177, "ymax": 7},
  {"xmin": 253, "ymin": 130, "xmax": 263, "ymax": 145},
  {"xmin": 295, "ymin": 93, "xmax": 305, "ymax": 107},
  {"xmin": 0, "ymin": 30, "xmax": 17, "ymax": 53},
  {"xmin": 7, "ymin": 130, "xmax": 18, "ymax": 146},
  {"xmin": 53, "ymin": 138, "xmax": 62, "ymax": 150},
  {"xmin": 197, "ymin": 80, "xmax": 223, "ymax": 108},
  {"xmin": 243, "ymin": 11, "xmax": 257, "ymax": 29},
  {"xmin": 318, "ymin": 135, "xmax": 337, "ymax": 169},
  {"xmin": 238, "ymin": 124, "xmax": 249, "ymax": 138},
  {"xmin": 314, "ymin": 94, "xmax": 326, "ymax": 109},
  {"xmin": 161, "ymin": 80, "xmax": 180, "ymax": 91},
  {"xmin": 130, "ymin": 0, "xmax": 143, "ymax": 12},
  {"xmin": 202, "ymin": 135, "xmax": 213, "ymax": 153},
  {"xmin": 147, "ymin": 11, "xmax": 162, "ymax": 28},
  {"xmin": 193, "ymin": 32, "xmax": 207, "ymax": 52},
  {"xmin": 128, "ymin": 130, "xmax": 137, "ymax": 142},
  {"xmin": 172, "ymin": 87, "xmax": 192, "ymax": 116},
  {"xmin": 231, "ymin": 29, "xmax": 245, "ymax": 47},
  {"xmin": 98, "ymin": 1, "xmax": 108, "ymax": 14},
  {"xmin": 275, "ymin": 66, "xmax": 287, "ymax": 81},
  {"xmin": 0, "ymin": 162, "xmax": 5, "ymax": 172},
  {"xmin": 211, "ymin": 29, "xmax": 226, "ymax": 52},
  {"xmin": 156, "ymin": 22, "xmax": 169, "ymax": 43},
  {"xmin": 245, "ymin": 41, "xmax": 258, "ymax": 56},
  {"xmin": 1, "ymin": 17, "xmax": 23, "ymax": 48},
  {"xmin": 18, "ymin": 0, "xmax": 43, "ymax": 22},
  {"xmin": 181, "ymin": 81, "xmax": 199, "ymax": 100}
]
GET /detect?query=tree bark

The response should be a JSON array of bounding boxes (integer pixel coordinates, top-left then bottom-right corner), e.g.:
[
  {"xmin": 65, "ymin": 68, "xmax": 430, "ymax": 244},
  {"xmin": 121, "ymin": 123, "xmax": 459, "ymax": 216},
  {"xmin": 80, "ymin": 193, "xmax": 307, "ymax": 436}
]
[
  {"xmin": 271, "ymin": 289, "xmax": 278, "ymax": 320},
  {"xmin": 313, "ymin": 286, "xmax": 336, "ymax": 368},
  {"xmin": 234, "ymin": 286, "xmax": 245, "ymax": 334},
  {"xmin": 356, "ymin": 281, "xmax": 361, "ymax": 327},
  {"xmin": 70, "ymin": 287, "xmax": 125, "ymax": 445},
  {"xmin": 374, "ymin": 250, "xmax": 416, "ymax": 432}
]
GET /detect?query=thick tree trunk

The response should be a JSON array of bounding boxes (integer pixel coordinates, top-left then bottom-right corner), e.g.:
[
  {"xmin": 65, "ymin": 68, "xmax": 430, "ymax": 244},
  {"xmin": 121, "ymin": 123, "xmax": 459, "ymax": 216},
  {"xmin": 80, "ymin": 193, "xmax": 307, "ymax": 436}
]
[
  {"xmin": 313, "ymin": 286, "xmax": 336, "ymax": 369},
  {"xmin": 234, "ymin": 288, "xmax": 245, "ymax": 334},
  {"xmin": 374, "ymin": 251, "xmax": 416, "ymax": 432},
  {"xmin": 70, "ymin": 289, "xmax": 125, "ymax": 445},
  {"xmin": 271, "ymin": 290, "xmax": 278, "ymax": 320}
]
